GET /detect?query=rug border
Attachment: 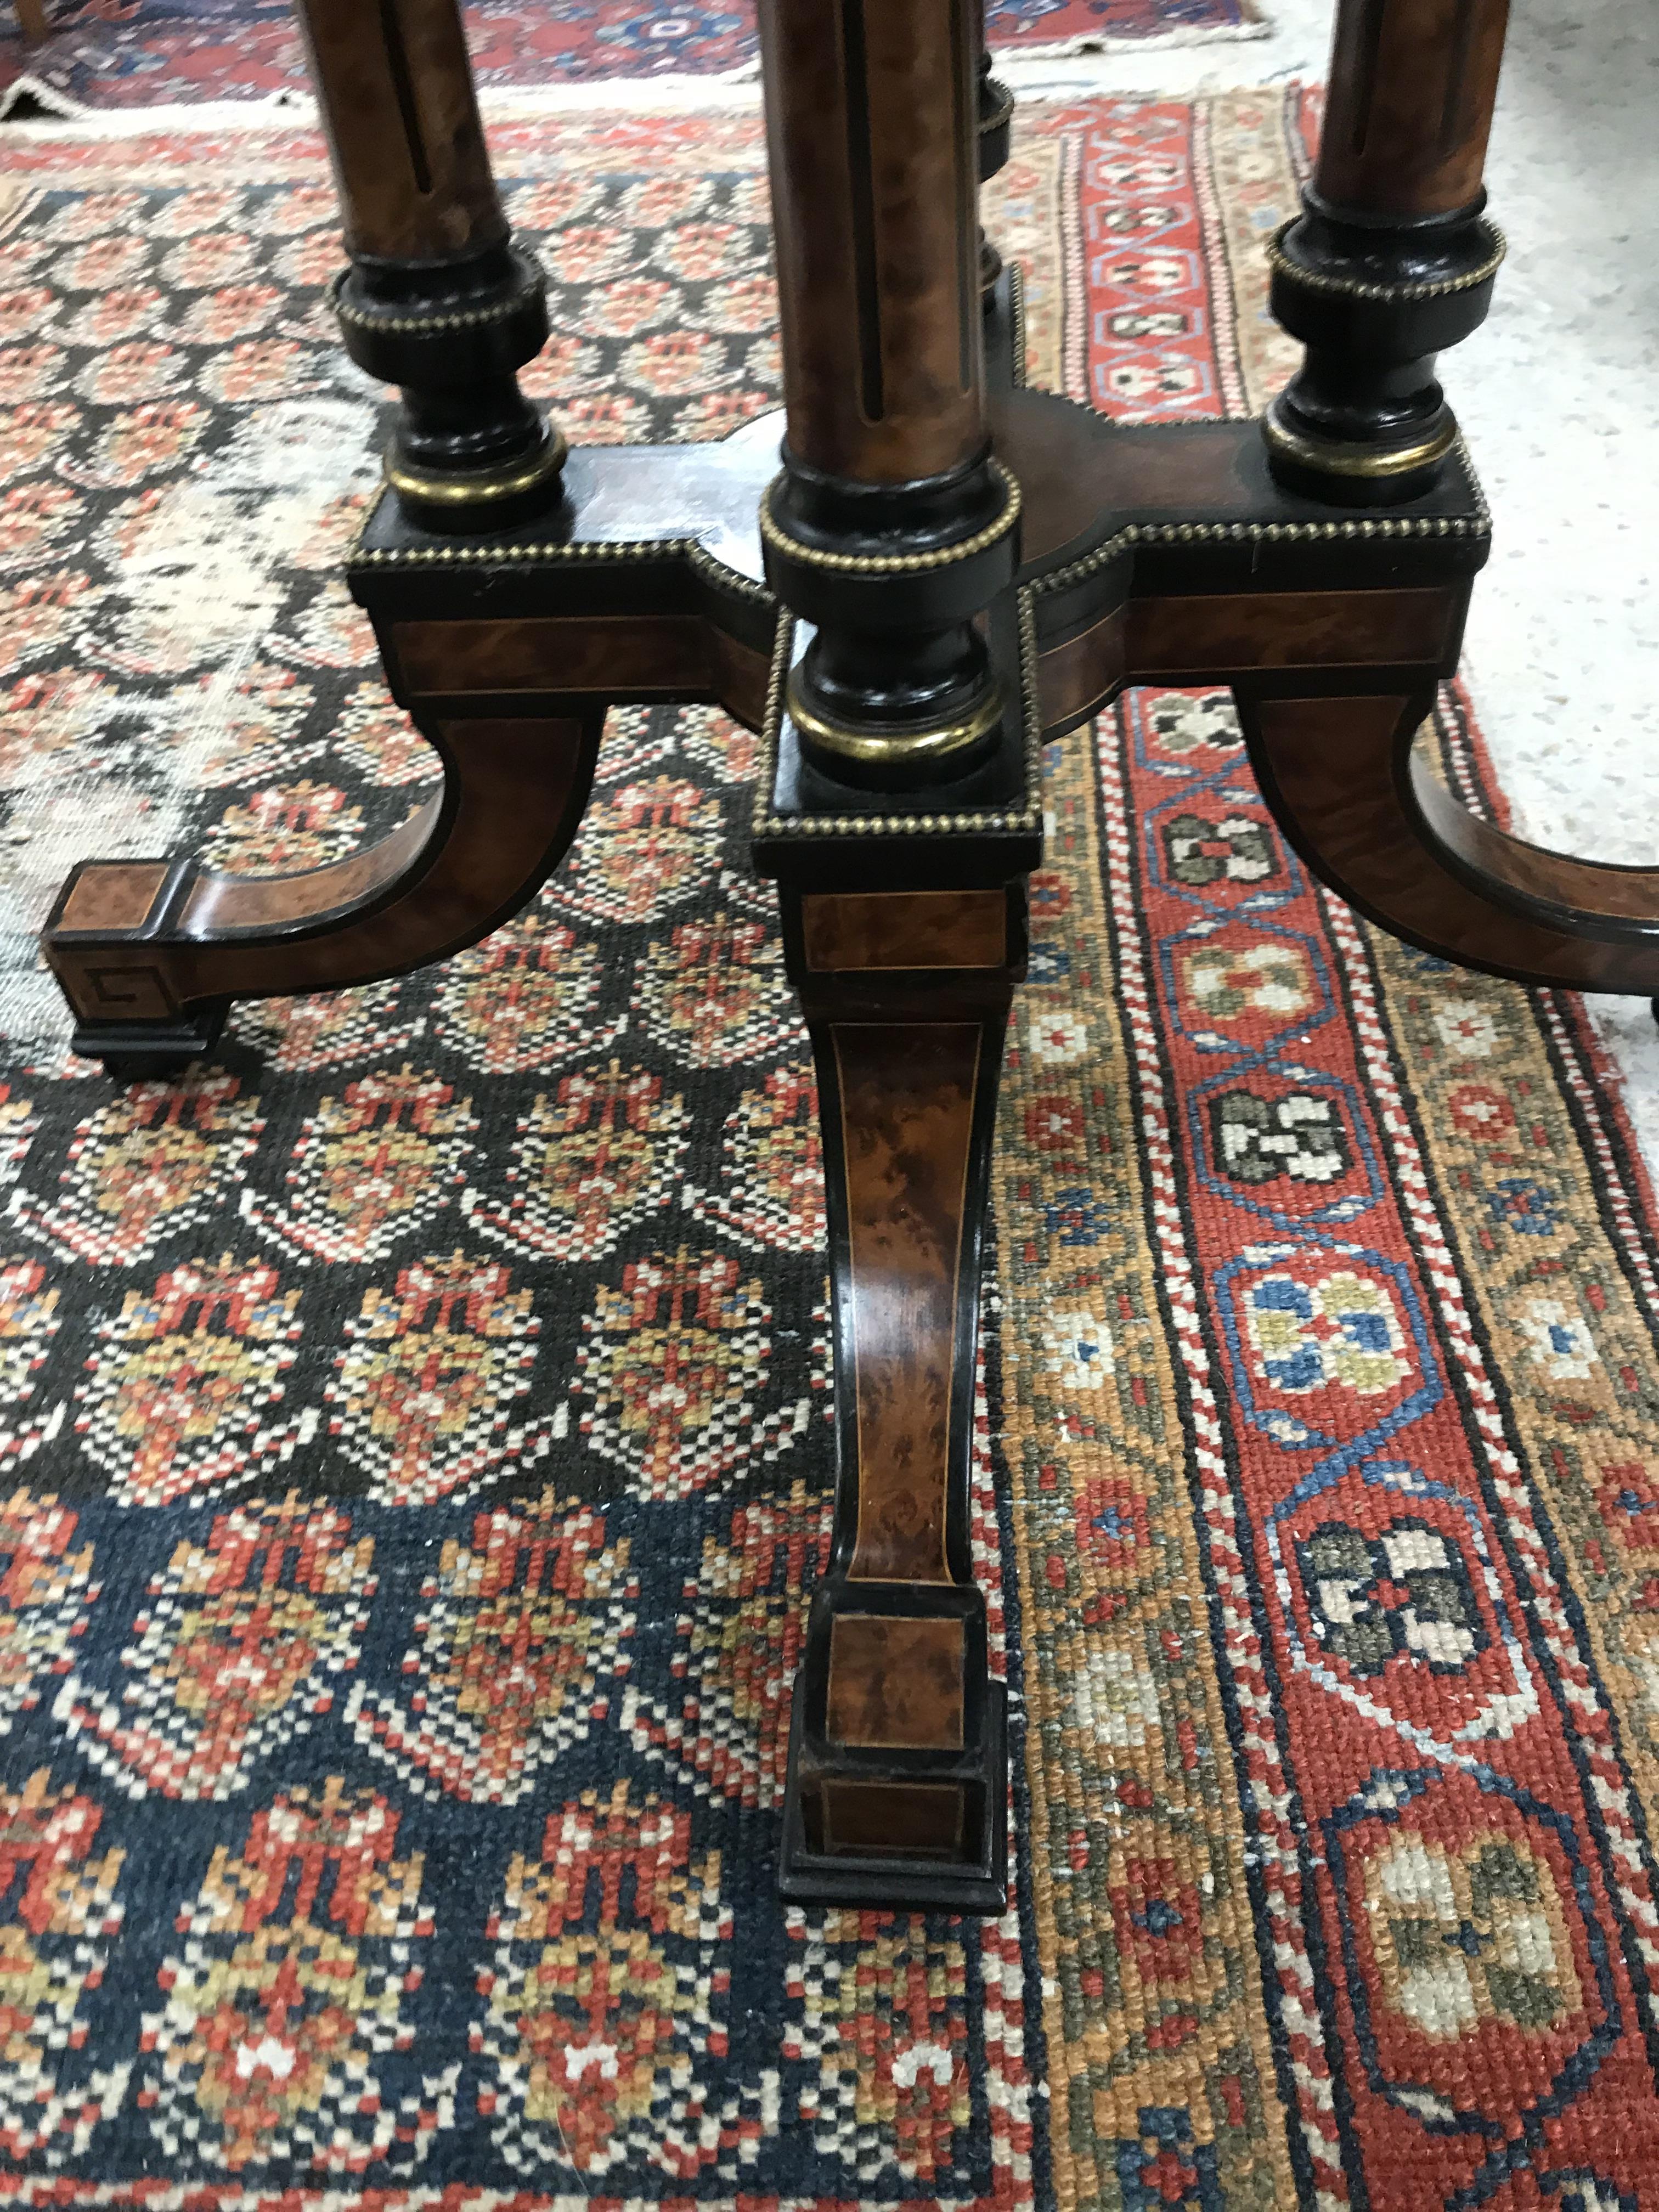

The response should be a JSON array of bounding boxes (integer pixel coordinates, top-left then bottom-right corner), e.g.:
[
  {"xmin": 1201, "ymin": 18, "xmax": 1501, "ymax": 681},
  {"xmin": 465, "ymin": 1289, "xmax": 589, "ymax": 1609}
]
[{"xmin": 0, "ymin": 2, "xmax": 1271, "ymax": 123}]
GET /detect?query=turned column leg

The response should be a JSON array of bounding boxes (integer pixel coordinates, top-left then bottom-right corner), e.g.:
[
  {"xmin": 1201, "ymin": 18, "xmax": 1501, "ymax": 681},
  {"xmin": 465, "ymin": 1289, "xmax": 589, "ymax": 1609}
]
[
  {"xmin": 292, "ymin": 0, "xmax": 563, "ymax": 529},
  {"xmin": 777, "ymin": 886, "xmax": 1024, "ymax": 1912},
  {"xmin": 755, "ymin": 0, "xmax": 1020, "ymax": 789},
  {"xmin": 754, "ymin": 0, "xmax": 1032, "ymax": 1905},
  {"xmin": 1264, "ymin": 0, "xmax": 1510, "ymax": 503},
  {"xmin": 41, "ymin": 0, "xmax": 591, "ymax": 1075}
]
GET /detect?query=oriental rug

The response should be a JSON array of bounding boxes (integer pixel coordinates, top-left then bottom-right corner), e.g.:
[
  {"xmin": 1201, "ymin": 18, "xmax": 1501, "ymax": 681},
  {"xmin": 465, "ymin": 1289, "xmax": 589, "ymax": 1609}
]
[
  {"xmin": 3, "ymin": 90, "xmax": 1659, "ymax": 2212},
  {"xmin": 0, "ymin": 0, "xmax": 1266, "ymax": 120}
]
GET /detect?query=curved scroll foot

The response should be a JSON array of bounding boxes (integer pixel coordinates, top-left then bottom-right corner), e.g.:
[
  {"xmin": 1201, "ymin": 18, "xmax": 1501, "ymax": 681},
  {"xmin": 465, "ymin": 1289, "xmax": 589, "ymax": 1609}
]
[
  {"xmin": 1241, "ymin": 691, "xmax": 1659, "ymax": 996},
  {"xmin": 44, "ymin": 713, "xmax": 602, "ymax": 1073}
]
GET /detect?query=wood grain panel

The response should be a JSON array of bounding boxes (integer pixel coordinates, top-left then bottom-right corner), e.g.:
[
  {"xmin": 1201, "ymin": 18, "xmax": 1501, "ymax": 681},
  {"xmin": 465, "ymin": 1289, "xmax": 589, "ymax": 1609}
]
[
  {"xmin": 291, "ymin": 0, "xmax": 506, "ymax": 260},
  {"xmin": 709, "ymin": 629, "xmax": 772, "ymax": 727},
  {"xmin": 55, "ymin": 862, "xmax": 170, "ymax": 934},
  {"xmin": 835, "ymin": 1022, "xmax": 980, "ymax": 1585},
  {"xmin": 182, "ymin": 803, "xmax": 437, "ymax": 936},
  {"xmin": 1126, "ymin": 588, "xmax": 1458, "ymax": 676},
  {"xmin": 802, "ymin": 889, "xmax": 1006, "ymax": 972},
  {"xmin": 394, "ymin": 616, "xmax": 714, "ymax": 698},
  {"xmin": 1037, "ymin": 608, "xmax": 1126, "ymax": 729},
  {"xmin": 826, "ymin": 1614, "xmax": 966, "ymax": 1748},
  {"xmin": 818, "ymin": 1779, "xmax": 967, "ymax": 1858},
  {"xmin": 758, "ymin": 0, "xmax": 984, "ymax": 482},
  {"xmin": 47, "ymin": 718, "xmax": 599, "ymax": 1020}
]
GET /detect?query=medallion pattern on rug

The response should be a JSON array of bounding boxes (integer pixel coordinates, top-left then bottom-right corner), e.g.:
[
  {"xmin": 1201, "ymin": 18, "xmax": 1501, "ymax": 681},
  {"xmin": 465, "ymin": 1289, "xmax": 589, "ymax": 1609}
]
[{"xmin": 4, "ymin": 90, "xmax": 1659, "ymax": 2212}]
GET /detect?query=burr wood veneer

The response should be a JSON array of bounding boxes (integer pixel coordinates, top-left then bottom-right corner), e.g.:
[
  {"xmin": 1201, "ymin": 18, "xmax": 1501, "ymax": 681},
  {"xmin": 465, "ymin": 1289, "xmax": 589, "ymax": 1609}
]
[{"xmin": 44, "ymin": 0, "xmax": 1659, "ymax": 1909}]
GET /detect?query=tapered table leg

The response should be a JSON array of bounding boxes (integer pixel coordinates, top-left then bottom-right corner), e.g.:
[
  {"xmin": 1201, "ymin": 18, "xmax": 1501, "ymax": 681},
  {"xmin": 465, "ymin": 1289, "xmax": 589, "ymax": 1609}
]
[
  {"xmin": 777, "ymin": 887, "xmax": 1024, "ymax": 1911},
  {"xmin": 753, "ymin": 0, "xmax": 1032, "ymax": 1906}
]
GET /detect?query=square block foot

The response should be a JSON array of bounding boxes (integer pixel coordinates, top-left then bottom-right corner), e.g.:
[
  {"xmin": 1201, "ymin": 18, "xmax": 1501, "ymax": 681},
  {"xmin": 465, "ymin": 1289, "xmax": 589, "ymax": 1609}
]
[
  {"xmin": 777, "ymin": 1677, "xmax": 1007, "ymax": 1915},
  {"xmin": 70, "ymin": 1001, "xmax": 227, "ymax": 1081}
]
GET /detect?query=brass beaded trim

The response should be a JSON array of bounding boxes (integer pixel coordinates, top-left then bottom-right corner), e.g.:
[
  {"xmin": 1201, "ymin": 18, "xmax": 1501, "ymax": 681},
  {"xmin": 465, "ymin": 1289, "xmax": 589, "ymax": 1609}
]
[
  {"xmin": 1008, "ymin": 259, "xmax": 1028, "ymax": 392},
  {"xmin": 349, "ymin": 410, "xmax": 1487, "ymax": 712},
  {"xmin": 1266, "ymin": 217, "xmax": 1506, "ymax": 303},
  {"xmin": 1028, "ymin": 432, "xmax": 1491, "ymax": 599},
  {"xmin": 686, "ymin": 543, "xmax": 774, "ymax": 606},
  {"xmin": 355, "ymin": 533, "xmax": 687, "ymax": 569},
  {"xmin": 753, "ymin": 608, "xmax": 793, "ymax": 808},
  {"xmin": 758, "ymin": 460, "xmax": 1022, "ymax": 575},
  {"xmin": 750, "ymin": 590, "xmax": 1045, "ymax": 847},
  {"xmin": 330, "ymin": 263, "xmax": 549, "ymax": 337},
  {"xmin": 977, "ymin": 79, "xmax": 1014, "ymax": 135},
  {"xmin": 349, "ymin": 529, "xmax": 775, "ymax": 609},
  {"xmin": 1015, "ymin": 586, "xmax": 1045, "ymax": 828}
]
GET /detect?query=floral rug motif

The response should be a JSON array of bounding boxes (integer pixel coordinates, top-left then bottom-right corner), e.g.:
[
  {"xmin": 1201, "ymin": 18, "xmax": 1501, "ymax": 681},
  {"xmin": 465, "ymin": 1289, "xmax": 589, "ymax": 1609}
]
[
  {"xmin": 0, "ymin": 0, "xmax": 1266, "ymax": 117},
  {"xmin": 4, "ymin": 88, "xmax": 1659, "ymax": 2211}
]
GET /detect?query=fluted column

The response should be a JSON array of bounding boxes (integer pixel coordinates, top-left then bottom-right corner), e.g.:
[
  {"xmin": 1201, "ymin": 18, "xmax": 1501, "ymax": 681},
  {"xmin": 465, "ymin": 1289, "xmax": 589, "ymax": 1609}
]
[
  {"xmin": 756, "ymin": 0, "xmax": 1020, "ymax": 789},
  {"xmin": 293, "ymin": 0, "xmax": 563, "ymax": 530},
  {"xmin": 1264, "ymin": 0, "xmax": 1510, "ymax": 504}
]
